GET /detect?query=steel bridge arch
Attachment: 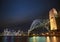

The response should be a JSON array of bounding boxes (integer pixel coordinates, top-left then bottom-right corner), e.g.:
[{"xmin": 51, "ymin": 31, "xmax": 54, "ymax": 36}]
[{"xmin": 28, "ymin": 19, "xmax": 49, "ymax": 35}]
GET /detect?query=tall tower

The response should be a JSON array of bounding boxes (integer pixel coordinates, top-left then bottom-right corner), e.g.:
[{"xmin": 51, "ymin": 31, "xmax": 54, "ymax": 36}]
[{"xmin": 49, "ymin": 8, "xmax": 58, "ymax": 30}]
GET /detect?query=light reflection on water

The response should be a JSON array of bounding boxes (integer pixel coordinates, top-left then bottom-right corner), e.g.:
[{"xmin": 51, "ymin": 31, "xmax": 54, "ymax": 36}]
[
  {"xmin": 46, "ymin": 36, "xmax": 50, "ymax": 42},
  {"xmin": 29, "ymin": 36, "xmax": 46, "ymax": 42},
  {"xmin": 1, "ymin": 36, "xmax": 60, "ymax": 42},
  {"xmin": 51, "ymin": 36, "xmax": 57, "ymax": 42},
  {"xmin": 33, "ymin": 36, "xmax": 36, "ymax": 42}
]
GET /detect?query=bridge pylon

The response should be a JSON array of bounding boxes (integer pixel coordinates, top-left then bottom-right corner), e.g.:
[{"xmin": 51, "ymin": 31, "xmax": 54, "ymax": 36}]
[{"xmin": 49, "ymin": 8, "xmax": 58, "ymax": 30}]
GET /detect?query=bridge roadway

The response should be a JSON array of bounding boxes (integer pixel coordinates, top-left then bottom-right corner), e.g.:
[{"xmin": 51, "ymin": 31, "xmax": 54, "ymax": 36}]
[
  {"xmin": 28, "ymin": 30, "xmax": 60, "ymax": 36},
  {"xmin": 0, "ymin": 30, "xmax": 60, "ymax": 36}
]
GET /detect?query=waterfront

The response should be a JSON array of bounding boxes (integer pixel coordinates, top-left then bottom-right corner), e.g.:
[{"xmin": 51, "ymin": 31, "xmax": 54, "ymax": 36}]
[{"xmin": 0, "ymin": 36, "xmax": 60, "ymax": 42}]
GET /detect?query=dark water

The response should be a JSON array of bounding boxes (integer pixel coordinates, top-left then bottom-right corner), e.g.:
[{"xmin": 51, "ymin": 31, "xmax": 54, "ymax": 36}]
[{"xmin": 0, "ymin": 36, "xmax": 60, "ymax": 42}]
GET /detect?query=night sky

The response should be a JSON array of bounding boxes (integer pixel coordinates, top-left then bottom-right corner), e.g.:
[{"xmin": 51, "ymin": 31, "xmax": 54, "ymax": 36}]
[{"xmin": 0, "ymin": 0, "xmax": 60, "ymax": 32}]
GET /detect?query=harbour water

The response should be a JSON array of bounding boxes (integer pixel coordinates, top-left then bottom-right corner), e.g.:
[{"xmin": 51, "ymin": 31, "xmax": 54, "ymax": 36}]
[{"xmin": 0, "ymin": 36, "xmax": 60, "ymax": 42}]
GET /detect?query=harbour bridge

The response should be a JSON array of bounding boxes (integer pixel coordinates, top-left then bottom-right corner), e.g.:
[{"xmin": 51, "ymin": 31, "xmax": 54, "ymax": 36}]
[
  {"xmin": 28, "ymin": 19, "xmax": 50, "ymax": 35},
  {"xmin": 28, "ymin": 8, "xmax": 60, "ymax": 36}
]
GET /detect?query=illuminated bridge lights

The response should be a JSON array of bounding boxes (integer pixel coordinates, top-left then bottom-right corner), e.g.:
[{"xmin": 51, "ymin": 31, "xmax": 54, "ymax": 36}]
[
  {"xmin": 33, "ymin": 34, "xmax": 35, "ymax": 36},
  {"xmin": 41, "ymin": 33, "xmax": 45, "ymax": 35},
  {"xmin": 46, "ymin": 33, "xmax": 49, "ymax": 35}
]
